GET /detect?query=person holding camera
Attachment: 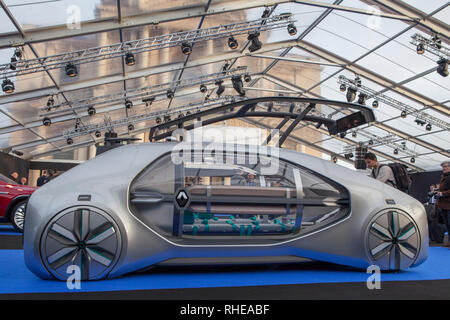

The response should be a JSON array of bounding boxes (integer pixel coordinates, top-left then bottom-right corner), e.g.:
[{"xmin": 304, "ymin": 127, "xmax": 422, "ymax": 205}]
[{"xmin": 431, "ymin": 161, "xmax": 450, "ymax": 247}]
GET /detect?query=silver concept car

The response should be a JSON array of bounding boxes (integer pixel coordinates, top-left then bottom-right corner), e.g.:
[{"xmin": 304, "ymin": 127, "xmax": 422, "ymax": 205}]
[{"xmin": 24, "ymin": 140, "xmax": 428, "ymax": 281}]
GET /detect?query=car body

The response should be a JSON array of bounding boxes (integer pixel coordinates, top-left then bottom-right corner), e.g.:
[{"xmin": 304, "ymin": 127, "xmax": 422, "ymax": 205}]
[
  {"xmin": 23, "ymin": 142, "xmax": 428, "ymax": 281},
  {"xmin": 0, "ymin": 173, "xmax": 37, "ymax": 232}
]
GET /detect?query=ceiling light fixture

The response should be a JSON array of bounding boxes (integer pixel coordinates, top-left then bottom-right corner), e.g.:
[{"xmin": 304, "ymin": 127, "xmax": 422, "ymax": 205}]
[
  {"xmin": 65, "ymin": 63, "xmax": 77, "ymax": 77},
  {"xmin": 248, "ymin": 32, "xmax": 262, "ymax": 52}
]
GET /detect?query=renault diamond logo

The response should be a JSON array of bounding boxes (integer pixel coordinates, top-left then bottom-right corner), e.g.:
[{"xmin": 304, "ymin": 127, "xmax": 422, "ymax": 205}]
[{"xmin": 176, "ymin": 190, "xmax": 189, "ymax": 208}]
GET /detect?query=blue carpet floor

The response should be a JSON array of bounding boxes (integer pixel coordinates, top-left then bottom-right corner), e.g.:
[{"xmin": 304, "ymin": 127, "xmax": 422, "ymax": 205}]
[
  {"xmin": 0, "ymin": 247, "xmax": 449, "ymax": 294},
  {"xmin": 0, "ymin": 225, "xmax": 21, "ymax": 236}
]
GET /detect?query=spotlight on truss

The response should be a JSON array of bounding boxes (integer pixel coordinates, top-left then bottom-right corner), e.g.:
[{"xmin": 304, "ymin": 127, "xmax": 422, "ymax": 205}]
[
  {"xmin": 1, "ymin": 79, "xmax": 14, "ymax": 93},
  {"xmin": 181, "ymin": 42, "xmax": 192, "ymax": 55},
  {"xmin": 228, "ymin": 37, "xmax": 238, "ymax": 50},
  {"xmin": 248, "ymin": 32, "xmax": 262, "ymax": 52},
  {"xmin": 125, "ymin": 52, "xmax": 136, "ymax": 66},
  {"xmin": 437, "ymin": 58, "xmax": 449, "ymax": 77},
  {"xmin": 65, "ymin": 63, "xmax": 77, "ymax": 77},
  {"xmin": 232, "ymin": 76, "xmax": 245, "ymax": 96},
  {"xmin": 346, "ymin": 87, "xmax": 357, "ymax": 103},
  {"xmin": 215, "ymin": 80, "xmax": 225, "ymax": 96},
  {"xmin": 287, "ymin": 23, "xmax": 297, "ymax": 36},
  {"xmin": 42, "ymin": 117, "xmax": 51, "ymax": 127}
]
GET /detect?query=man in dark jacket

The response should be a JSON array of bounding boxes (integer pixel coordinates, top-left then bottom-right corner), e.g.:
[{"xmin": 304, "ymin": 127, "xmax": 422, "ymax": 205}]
[
  {"xmin": 9, "ymin": 172, "xmax": 19, "ymax": 184},
  {"xmin": 431, "ymin": 161, "xmax": 450, "ymax": 247}
]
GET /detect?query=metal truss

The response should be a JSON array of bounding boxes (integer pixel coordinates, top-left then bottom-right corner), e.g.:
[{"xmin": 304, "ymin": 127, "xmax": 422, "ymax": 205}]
[
  {"xmin": 410, "ymin": 33, "xmax": 450, "ymax": 60},
  {"xmin": 337, "ymin": 75, "xmax": 450, "ymax": 131},
  {"xmin": 62, "ymin": 95, "xmax": 242, "ymax": 139},
  {"xmin": 41, "ymin": 66, "xmax": 249, "ymax": 116},
  {"xmin": 264, "ymin": 73, "xmax": 450, "ymax": 158},
  {"xmin": 0, "ymin": 14, "xmax": 295, "ymax": 79},
  {"xmin": 342, "ymin": 131, "xmax": 419, "ymax": 157}
]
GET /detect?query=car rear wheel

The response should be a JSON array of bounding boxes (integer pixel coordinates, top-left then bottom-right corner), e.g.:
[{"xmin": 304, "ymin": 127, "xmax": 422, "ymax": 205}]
[{"xmin": 11, "ymin": 200, "xmax": 27, "ymax": 233}]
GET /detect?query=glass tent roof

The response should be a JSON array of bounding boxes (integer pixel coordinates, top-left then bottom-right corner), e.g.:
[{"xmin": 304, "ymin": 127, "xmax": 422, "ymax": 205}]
[{"xmin": 0, "ymin": 0, "xmax": 448, "ymax": 171}]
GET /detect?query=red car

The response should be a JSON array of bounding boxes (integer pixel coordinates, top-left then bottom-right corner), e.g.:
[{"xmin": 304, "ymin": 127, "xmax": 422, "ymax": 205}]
[{"xmin": 0, "ymin": 173, "xmax": 37, "ymax": 232}]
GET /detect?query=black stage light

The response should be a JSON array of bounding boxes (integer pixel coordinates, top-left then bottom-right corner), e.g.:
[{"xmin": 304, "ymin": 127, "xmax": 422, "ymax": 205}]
[
  {"xmin": 155, "ymin": 117, "xmax": 162, "ymax": 124},
  {"xmin": 394, "ymin": 148, "xmax": 399, "ymax": 155},
  {"xmin": 181, "ymin": 42, "xmax": 192, "ymax": 55},
  {"xmin": 9, "ymin": 56, "xmax": 17, "ymax": 70},
  {"xmin": 415, "ymin": 119, "xmax": 425, "ymax": 126},
  {"xmin": 352, "ymin": 131, "xmax": 357, "ymax": 138},
  {"xmin": 331, "ymin": 155, "xmax": 338, "ymax": 163},
  {"xmin": 339, "ymin": 84, "xmax": 346, "ymax": 92},
  {"xmin": 289, "ymin": 103, "xmax": 295, "ymax": 113},
  {"xmin": 346, "ymin": 87, "xmax": 357, "ymax": 102},
  {"xmin": 67, "ymin": 137, "xmax": 73, "ymax": 145},
  {"xmin": 215, "ymin": 80, "xmax": 225, "ymax": 96},
  {"xmin": 178, "ymin": 113, "xmax": 184, "ymax": 118},
  {"xmin": 125, "ymin": 99, "xmax": 133, "ymax": 109},
  {"xmin": 228, "ymin": 37, "xmax": 238, "ymax": 50},
  {"xmin": 65, "ymin": 63, "xmax": 77, "ymax": 77},
  {"xmin": 401, "ymin": 110, "xmax": 407, "ymax": 118},
  {"xmin": 287, "ymin": 23, "xmax": 297, "ymax": 36},
  {"xmin": 416, "ymin": 43, "xmax": 425, "ymax": 55},
  {"xmin": 344, "ymin": 153, "xmax": 354, "ymax": 159},
  {"xmin": 125, "ymin": 52, "xmax": 135, "ymax": 66},
  {"xmin": 410, "ymin": 157, "xmax": 415, "ymax": 163},
  {"xmin": 14, "ymin": 48, "xmax": 22, "ymax": 58},
  {"xmin": 87, "ymin": 106, "xmax": 96, "ymax": 116},
  {"xmin": 426, "ymin": 123, "xmax": 432, "ymax": 131},
  {"xmin": 200, "ymin": 84, "xmax": 207, "ymax": 93},
  {"xmin": 437, "ymin": 59, "xmax": 449, "ymax": 77},
  {"xmin": 248, "ymin": 32, "xmax": 262, "ymax": 52},
  {"xmin": 432, "ymin": 36, "xmax": 442, "ymax": 50},
  {"xmin": 128, "ymin": 124, "xmax": 134, "ymax": 131},
  {"xmin": 232, "ymin": 75, "xmax": 245, "ymax": 96},
  {"xmin": 368, "ymin": 139, "xmax": 374, "ymax": 145},
  {"xmin": 167, "ymin": 90, "xmax": 174, "ymax": 99},
  {"xmin": 267, "ymin": 101, "xmax": 273, "ymax": 112},
  {"xmin": 95, "ymin": 130, "xmax": 101, "ymax": 138},
  {"xmin": 186, "ymin": 111, "xmax": 191, "ymax": 116},
  {"xmin": 355, "ymin": 76, "xmax": 362, "ymax": 87},
  {"xmin": 372, "ymin": 100, "xmax": 379, "ymax": 108},
  {"xmin": 357, "ymin": 93, "xmax": 367, "ymax": 105},
  {"xmin": 42, "ymin": 117, "xmax": 51, "ymax": 127},
  {"xmin": 47, "ymin": 96, "xmax": 54, "ymax": 107},
  {"xmin": 244, "ymin": 74, "xmax": 251, "ymax": 83},
  {"xmin": 340, "ymin": 132, "xmax": 347, "ymax": 139},
  {"xmin": 164, "ymin": 115, "xmax": 171, "ymax": 122},
  {"xmin": 2, "ymin": 79, "xmax": 14, "ymax": 93}
]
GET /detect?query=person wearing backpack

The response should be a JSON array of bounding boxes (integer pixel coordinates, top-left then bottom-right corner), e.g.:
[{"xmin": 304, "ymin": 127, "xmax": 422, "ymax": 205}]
[
  {"xmin": 364, "ymin": 152, "xmax": 396, "ymax": 187},
  {"xmin": 364, "ymin": 152, "xmax": 412, "ymax": 193}
]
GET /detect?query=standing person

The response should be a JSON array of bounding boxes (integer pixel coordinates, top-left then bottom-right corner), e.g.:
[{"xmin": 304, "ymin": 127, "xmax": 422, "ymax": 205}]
[
  {"xmin": 37, "ymin": 170, "xmax": 49, "ymax": 187},
  {"xmin": 20, "ymin": 177, "xmax": 27, "ymax": 185},
  {"xmin": 364, "ymin": 153, "xmax": 395, "ymax": 187},
  {"xmin": 9, "ymin": 172, "xmax": 19, "ymax": 184},
  {"xmin": 246, "ymin": 173, "xmax": 257, "ymax": 187},
  {"xmin": 431, "ymin": 161, "xmax": 450, "ymax": 247}
]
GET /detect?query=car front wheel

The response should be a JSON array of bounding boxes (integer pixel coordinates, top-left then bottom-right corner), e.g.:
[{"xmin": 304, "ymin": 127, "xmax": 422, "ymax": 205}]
[{"xmin": 11, "ymin": 200, "xmax": 27, "ymax": 233}]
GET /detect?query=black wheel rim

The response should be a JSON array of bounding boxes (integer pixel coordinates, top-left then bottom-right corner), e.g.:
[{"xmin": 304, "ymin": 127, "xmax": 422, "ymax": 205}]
[
  {"xmin": 367, "ymin": 210, "xmax": 420, "ymax": 270},
  {"xmin": 41, "ymin": 208, "xmax": 121, "ymax": 280}
]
